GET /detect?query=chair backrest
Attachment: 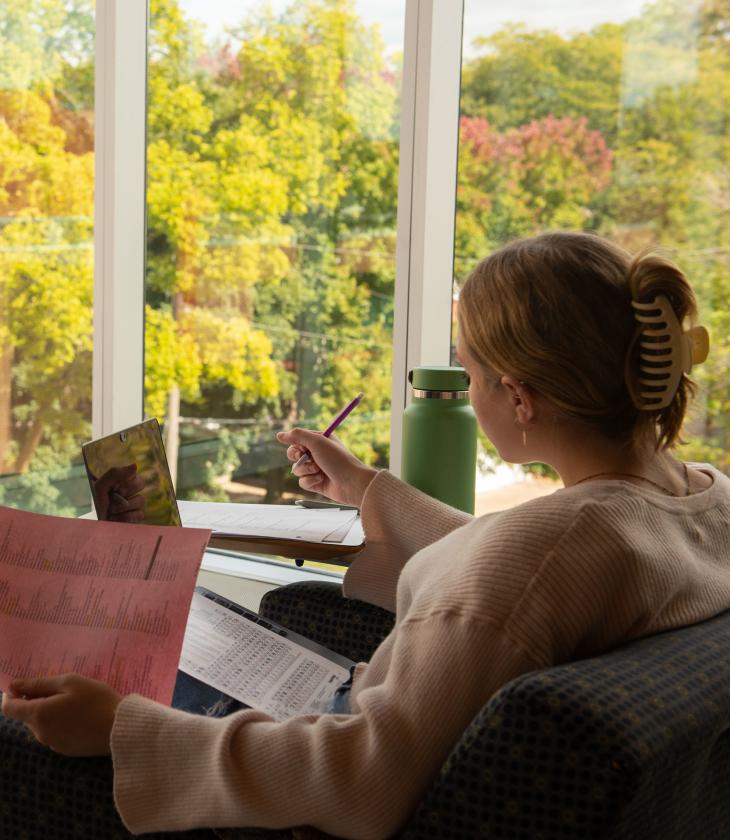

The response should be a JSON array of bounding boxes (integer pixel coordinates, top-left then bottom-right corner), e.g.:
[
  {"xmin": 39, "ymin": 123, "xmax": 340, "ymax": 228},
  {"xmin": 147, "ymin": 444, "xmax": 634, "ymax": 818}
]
[{"xmin": 401, "ymin": 609, "xmax": 730, "ymax": 840}]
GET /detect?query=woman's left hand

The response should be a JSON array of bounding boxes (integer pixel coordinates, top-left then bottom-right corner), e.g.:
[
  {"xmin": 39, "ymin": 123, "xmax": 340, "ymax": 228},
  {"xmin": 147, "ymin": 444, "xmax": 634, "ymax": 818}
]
[{"xmin": 1, "ymin": 674, "xmax": 121, "ymax": 756}]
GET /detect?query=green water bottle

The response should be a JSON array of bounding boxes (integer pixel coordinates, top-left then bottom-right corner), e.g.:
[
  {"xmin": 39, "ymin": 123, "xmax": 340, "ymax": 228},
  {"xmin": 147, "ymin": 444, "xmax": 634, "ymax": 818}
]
[{"xmin": 401, "ymin": 366, "xmax": 477, "ymax": 513}]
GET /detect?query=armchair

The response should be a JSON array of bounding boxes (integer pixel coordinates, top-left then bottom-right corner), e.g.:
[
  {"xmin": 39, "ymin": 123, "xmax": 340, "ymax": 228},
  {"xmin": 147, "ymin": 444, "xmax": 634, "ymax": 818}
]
[
  {"xmin": 2, "ymin": 580, "xmax": 729, "ymax": 839},
  {"xmin": 252, "ymin": 580, "xmax": 730, "ymax": 840}
]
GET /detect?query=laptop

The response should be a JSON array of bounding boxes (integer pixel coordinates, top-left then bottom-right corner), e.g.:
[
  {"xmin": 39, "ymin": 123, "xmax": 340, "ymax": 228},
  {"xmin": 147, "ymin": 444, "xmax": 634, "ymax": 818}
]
[{"xmin": 82, "ymin": 418, "xmax": 181, "ymax": 527}]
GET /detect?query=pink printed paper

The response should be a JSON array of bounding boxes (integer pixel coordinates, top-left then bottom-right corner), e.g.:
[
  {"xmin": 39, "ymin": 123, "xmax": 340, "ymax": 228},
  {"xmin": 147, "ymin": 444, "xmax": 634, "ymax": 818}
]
[{"xmin": 0, "ymin": 506, "xmax": 211, "ymax": 705}]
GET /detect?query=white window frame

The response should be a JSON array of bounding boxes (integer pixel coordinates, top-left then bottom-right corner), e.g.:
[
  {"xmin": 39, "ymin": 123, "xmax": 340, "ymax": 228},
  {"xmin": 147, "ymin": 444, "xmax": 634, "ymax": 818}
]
[
  {"xmin": 390, "ymin": 0, "xmax": 464, "ymax": 474},
  {"xmin": 92, "ymin": 0, "xmax": 464, "ymax": 476},
  {"xmin": 93, "ymin": 0, "xmax": 148, "ymax": 438}
]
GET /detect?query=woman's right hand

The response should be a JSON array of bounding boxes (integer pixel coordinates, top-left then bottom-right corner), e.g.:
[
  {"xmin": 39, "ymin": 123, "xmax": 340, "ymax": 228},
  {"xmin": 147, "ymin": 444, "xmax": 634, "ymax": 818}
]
[{"xmin": 276, "ymin": 428, "xmax": 378, "ymax": 508}]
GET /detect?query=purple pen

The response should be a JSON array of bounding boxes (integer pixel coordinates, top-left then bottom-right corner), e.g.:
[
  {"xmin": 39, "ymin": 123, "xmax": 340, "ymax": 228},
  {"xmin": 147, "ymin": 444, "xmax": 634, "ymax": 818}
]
[{"xmin": 293, "ymin": 392, "xmax": 364, "ymax": 469}]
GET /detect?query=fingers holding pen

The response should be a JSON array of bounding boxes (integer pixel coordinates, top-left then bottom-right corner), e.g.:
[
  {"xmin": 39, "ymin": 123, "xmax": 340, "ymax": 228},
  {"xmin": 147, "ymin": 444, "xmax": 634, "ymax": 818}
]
[
  {"xmin": 283, "ymin": 443, "xmax": 305, "ymax": 465},
  {"xmin": 278, "ymin": 432, "xmax": 321, "ymax": 469},
  {"xmin": 291, "ymin": 452, "xmax": 321, "ymax": 477},
  {"xmin": 286, "ymin": 447, "xmax": 325, "ymax": 486},
  {"xmin": 277, "ymin": 426, "xmax": 375, "ymax": 506},
  {"xmin": 277, "ymin": 433, "xmax": 326, "ymax": 492}
]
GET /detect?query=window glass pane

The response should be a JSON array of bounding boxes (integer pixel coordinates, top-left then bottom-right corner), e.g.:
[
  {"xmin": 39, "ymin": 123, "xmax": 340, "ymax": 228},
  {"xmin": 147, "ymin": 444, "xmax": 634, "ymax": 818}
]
[
  {"xmin": 145, "ymin": 0, "xmax": 404, "ymax": 513},
  {"xmin": 455, "ymin": 0, "xmax": 730, "ymax": 512},
  {"xmin": 0, "ymin": 1, "xmax": 95, "ymax": 515}
]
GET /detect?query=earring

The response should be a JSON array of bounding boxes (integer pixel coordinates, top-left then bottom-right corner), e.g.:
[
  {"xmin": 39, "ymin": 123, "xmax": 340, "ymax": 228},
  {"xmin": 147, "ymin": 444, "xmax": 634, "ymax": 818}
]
[{"xmin": 522, "ymin": 429, "xmax": 527, "ymax": 447}]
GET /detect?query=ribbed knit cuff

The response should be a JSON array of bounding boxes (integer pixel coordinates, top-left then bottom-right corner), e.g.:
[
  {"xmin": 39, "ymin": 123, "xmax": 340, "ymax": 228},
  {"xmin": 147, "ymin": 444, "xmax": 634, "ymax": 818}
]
[{"xmin": 111, "ymin": 695, "xmax": 270, "ymax": 835}]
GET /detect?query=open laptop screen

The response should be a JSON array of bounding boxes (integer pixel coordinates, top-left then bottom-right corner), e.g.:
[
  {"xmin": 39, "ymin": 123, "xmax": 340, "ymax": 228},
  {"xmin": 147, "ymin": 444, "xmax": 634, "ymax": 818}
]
[{"xmin": 82, "ymin": 418, "xmax": 181, "ymax": 526}]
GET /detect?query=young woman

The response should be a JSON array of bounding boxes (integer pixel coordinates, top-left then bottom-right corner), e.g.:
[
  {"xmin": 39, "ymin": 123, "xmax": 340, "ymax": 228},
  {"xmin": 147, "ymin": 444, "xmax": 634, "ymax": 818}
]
[{"xmin": 4, "ymin": 232, "xmax": 730, "ymax": 840}]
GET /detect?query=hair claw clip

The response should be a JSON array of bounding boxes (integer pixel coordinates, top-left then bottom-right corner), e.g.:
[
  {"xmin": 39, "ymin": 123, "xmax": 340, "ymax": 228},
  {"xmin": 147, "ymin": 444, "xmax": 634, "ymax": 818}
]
[{"xmin": 628, "ymin": 295, "xmax": 709, "ymax": 411}]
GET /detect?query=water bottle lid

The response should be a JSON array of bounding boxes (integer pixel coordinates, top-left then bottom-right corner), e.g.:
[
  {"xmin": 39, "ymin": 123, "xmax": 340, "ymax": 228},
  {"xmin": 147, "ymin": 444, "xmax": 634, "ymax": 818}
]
[{"xmin": 408, "ymin": 366, "xmax": 470, "ymax": 392}]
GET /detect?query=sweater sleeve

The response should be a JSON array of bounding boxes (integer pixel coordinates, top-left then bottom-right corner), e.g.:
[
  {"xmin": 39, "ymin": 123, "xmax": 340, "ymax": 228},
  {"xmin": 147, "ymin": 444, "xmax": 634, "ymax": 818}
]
[
  {"xmin": 343, "ymin": 470, "xmax": 473, "ymax": 611},
  {"xmin": 111, "ymin": 614, "xmax": 538, "ymax": 840}
]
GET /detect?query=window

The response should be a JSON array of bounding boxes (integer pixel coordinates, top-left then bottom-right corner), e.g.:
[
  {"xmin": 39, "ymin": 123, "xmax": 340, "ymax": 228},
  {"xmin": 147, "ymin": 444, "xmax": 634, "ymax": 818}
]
[
  {"xmin": 455, "ymin": 0, "xmax": 730, "ymax": 512},
  {"xmin": 7, "ymin": 1, "xmax": 724, "ymax": 528},
  {"xmin": 145, "ymin": 0, "xmax": 405, "ymax": 507},
  {"xmin": 0, "ymin": 1, "xmax": 95, "ymax": 515}
]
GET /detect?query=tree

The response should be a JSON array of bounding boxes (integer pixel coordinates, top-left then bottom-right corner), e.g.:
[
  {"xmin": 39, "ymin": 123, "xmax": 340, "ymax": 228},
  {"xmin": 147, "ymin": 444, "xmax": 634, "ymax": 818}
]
[
  {"xmin": 0, "ymin": 87, "xmax": 94, "ymax": 475},
  {"xmin": 461, "ymin": 23, "xmax": 625, "ymax": 146},
  {"xmin": 145, "ymin": 0, "xmax": 400, "ymax": 496},
  {"xmin": 455, "ymin": 114, "xmax": 612, "ymax": 280},
  {"xmin": 0, "ymin": 0, "xmax": 402, "ymax": 507}
]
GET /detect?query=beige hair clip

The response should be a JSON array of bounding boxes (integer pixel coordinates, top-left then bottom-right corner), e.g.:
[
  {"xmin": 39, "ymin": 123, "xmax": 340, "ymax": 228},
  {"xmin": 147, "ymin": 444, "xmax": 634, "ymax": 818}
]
[{"xmin": 627, "ymin": 295, "xmax": 709, "ymax": 410}]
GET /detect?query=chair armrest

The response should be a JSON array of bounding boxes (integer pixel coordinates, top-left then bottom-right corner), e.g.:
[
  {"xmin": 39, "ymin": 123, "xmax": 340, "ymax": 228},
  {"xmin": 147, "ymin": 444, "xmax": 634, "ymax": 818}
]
[
  {"xmin": 399, "ymin": 609, "xmax": 730, "ymax": 840},
  {"xmin": 259, "ymin": 581, "xmax": 395, "ymax": 662}
]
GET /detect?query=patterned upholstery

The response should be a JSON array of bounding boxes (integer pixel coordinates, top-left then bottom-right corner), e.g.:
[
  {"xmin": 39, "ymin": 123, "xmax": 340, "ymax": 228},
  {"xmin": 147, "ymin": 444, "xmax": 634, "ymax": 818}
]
[
  {"xmin": 262, "ymin": 583, "xmax": 730, "ymax": 840},
  {"xmin": 2, "ymin": 581, "xmax": 729, "ymax": 839},
  {"xmin": 0, "ymin": 711, "xmax": 218, "ymax": 840},
  {"xmin": 400, "ymin": 607, "xmax": 730, "ymax": 839},
  {"xmin": 258, "ymin": 580, "xmax": 395, "ymax": 662}
]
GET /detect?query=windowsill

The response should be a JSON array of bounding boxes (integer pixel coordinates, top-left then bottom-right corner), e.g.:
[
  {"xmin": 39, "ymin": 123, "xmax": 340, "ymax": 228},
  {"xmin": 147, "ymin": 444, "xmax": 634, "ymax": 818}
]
[
  {"xmin": 79, "ymin": 508, "xmax": 345, "ymax": 587},
  {"xmin": 198, "ymin": 549, "xmax": 345, "ymax": 612},
  {"xmin": 201, "ymin": 548, "xmax": 345, "ymax": 587}
]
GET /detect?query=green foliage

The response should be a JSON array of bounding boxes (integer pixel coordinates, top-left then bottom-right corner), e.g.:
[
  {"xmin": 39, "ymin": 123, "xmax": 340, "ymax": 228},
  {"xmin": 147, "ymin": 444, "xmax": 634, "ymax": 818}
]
[
  {"xmin": 0, "ymin": 69, "xmax": 93, "ymax": 476},
  {"xmin": 6, "ymin": 0, "xmax": 730, "ymax": 510},
  {"xmin": 143, "ymin": 0, "xmax": 399, "ymax": 499},
  {"xmin": 461, "ymin": 23, "xmax": 625, "ymax": 145},
  {"xmin": 455, "ymin": 114, "xmax": 612, "ymax": 277},
  {"xmin": 144, "ymin": 305, "xmax": 202, "ymax": 418},
  {"xmin": 0, "ymin": 0, "xmax": 94, "ymax": 93},
  {"xmin": 3, "ymin": 0, "xmax": 400, "ymax": 503},
  {"xmin": 0, "ymin": 463, "xmax": 78, "ymax": 517}
]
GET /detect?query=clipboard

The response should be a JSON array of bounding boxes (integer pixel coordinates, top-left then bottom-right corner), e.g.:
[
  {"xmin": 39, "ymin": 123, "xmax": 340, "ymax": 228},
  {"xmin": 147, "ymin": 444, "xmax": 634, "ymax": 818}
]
[{"xmin": 177, "ymin": 500, "xmax": 365, "ymax": 561}]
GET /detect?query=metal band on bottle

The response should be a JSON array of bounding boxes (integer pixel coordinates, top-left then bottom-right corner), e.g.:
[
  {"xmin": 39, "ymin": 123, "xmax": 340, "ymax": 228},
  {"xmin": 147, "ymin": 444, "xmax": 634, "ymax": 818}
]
[{"xmin": 412, "ymin": 388, "xmax": 470, "ymax": 400}]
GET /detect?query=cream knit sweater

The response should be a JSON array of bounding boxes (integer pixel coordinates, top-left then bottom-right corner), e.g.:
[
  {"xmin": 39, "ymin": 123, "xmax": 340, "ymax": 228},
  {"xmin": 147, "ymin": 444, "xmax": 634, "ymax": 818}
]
[{"xmin": 111, "ymin": 466, "xmax": 730, "ymax": 839}]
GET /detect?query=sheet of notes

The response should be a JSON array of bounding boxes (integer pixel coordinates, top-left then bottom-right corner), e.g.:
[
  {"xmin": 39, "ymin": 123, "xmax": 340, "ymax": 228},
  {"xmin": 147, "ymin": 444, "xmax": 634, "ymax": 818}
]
[
  {"xmin": 177, "ymin": 500, "xmax": 360, "ymax": 544},
  {"xmin": 180, "ymin": 593, "xmax": 351, "ymax": 720},
  {"xmin": 0, "ymin": 506, "xmax": 211, "ymax": 705}
]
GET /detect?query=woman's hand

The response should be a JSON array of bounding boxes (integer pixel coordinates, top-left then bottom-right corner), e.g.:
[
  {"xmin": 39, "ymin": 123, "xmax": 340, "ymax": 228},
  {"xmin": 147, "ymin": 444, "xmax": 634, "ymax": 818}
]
[
  {"xmin": 1, "ymin": 674, "xmax": 121, "ymax": 756},
  {"xmin": 276, "ymin": 428, "xmax": 378, "ymax": 508}
]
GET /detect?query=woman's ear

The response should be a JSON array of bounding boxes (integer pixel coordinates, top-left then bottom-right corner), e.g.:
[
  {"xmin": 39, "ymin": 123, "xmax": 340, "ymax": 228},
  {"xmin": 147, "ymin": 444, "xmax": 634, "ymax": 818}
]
[{"xmin": 500, "ymin": 375, "xmax": 536, "ymax": 425}]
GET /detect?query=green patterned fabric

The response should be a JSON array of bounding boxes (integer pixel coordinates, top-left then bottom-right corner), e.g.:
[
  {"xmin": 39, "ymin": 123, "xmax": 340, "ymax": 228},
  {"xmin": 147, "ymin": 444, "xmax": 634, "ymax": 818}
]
[{"xmin": 262, "ymin": 584, "xmax": 730, "ymax": 840}]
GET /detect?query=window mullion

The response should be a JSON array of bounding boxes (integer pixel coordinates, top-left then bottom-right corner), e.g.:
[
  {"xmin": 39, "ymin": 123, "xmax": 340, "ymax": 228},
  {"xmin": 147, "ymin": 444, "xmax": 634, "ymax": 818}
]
[
  {"xmin": 390, "ymin": 0, "xmax": 464, "ymax": 475},
  {"xmin": 93, "ymin": 0, "xmax": 148, "ymax": 439}
]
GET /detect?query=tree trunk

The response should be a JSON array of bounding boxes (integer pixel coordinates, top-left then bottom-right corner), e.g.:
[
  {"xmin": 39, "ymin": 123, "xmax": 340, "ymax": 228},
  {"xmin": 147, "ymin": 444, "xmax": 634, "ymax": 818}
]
[
  {"xmin": 164, "ymin": 291, "xmax": 183, "ymax": 491},
  {"xmin": 165, "ymin": 383, "xmax": 180, "ymax": 491},
  {"xmin": 0, "ymin": 344, "xmax": 12, "ymax": 473},
  {"xmin": 13, "ymin": 409, "xmax": 46, "ymax": 474},
  {"xmin": 264, "ymin": 464, "xmax": 287, "ymax": 504}
]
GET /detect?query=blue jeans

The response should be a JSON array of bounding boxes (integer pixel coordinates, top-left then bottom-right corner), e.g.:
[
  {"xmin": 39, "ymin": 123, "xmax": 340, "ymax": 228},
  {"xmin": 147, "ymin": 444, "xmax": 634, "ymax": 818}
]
[
  {"xmin": 171, "ymin": 670, "xmax": 246, "ymax": 718},
  {"xmin": 171, "ymin": 664, "xmax": 355, "ymax": 718},
  {"xmin": 328, "ymin": 666, "xmax": 354, "ymax": 714}
]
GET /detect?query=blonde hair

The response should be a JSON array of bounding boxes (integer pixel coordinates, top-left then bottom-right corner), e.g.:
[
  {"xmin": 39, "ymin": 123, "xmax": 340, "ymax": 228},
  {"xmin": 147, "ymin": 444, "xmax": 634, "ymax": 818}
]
[{"xmin": 458, "ymin": 232, "xmax": 700, "ymax": 449}]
